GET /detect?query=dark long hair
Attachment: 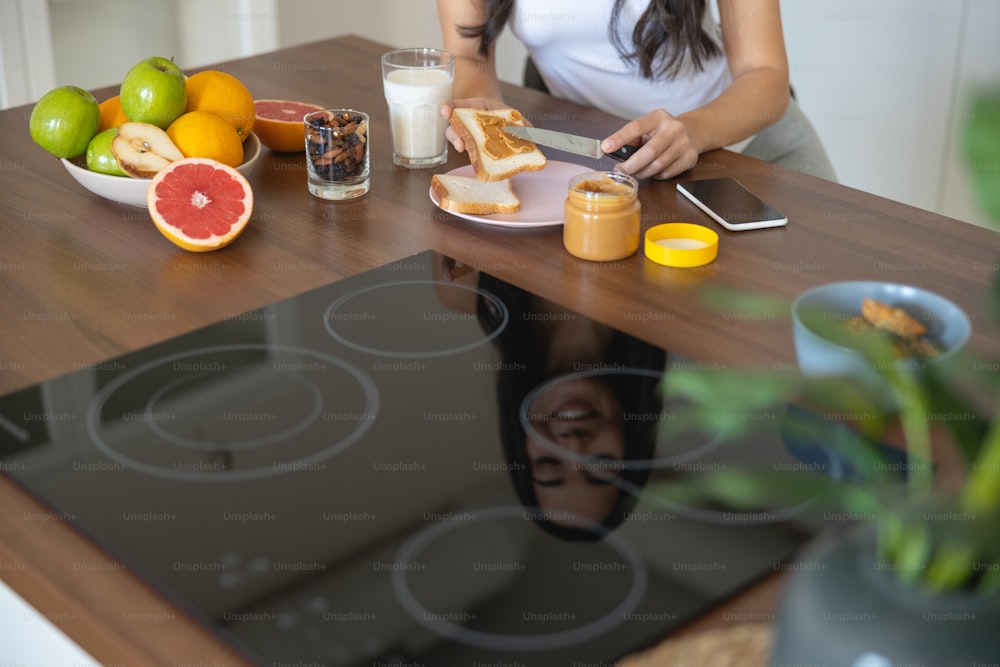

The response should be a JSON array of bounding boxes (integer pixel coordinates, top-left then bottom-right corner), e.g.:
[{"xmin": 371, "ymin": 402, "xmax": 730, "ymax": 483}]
[
  {"xmin": 457, "ymin": 0, "xmax": 722, "ymax": 78},
  {"xmin": 476, "ymin": 273, "xmax": 667, "ymax": 541}
]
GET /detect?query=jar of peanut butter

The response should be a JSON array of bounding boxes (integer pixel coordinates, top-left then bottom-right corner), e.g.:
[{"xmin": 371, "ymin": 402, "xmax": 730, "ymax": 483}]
[{"xmin": 563, "ymin": 171, "xmax": 640, "ymax": 262}]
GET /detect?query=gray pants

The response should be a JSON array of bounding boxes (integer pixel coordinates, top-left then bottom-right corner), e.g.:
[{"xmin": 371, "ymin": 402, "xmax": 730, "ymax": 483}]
[{"xmin": 743, "ymin": 96, "xmax": 838, "ymax": 182}]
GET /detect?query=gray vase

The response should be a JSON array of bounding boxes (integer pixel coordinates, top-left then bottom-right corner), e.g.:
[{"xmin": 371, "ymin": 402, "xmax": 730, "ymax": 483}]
[{"xmin": 771, "ymin": 527, "xmax": 1000, "ymax": 666}]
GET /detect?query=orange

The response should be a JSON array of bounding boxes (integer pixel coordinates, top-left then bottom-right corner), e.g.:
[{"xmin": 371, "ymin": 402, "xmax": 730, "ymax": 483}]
[
  {"xmin": 253, "ymin": 99, "xmax": 324, "ymax": 152},
  {"xmin": 147, "ymin": 157, "xmax": 253, "ymax": 252},
  {"xmin": 184, "ymin": 70, "xmax": 255, "ymax": 142},
  {"xmin": 166, "ymin": 111, "xmax": 244, "ymax": 168},
  {"xmin": 98, "ymin": 95, "xmax": 129, "ymax": 132}
]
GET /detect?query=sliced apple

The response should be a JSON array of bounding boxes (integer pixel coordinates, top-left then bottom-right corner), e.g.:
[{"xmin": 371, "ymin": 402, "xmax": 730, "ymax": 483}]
[{"xmin": 111, "ymin": 121, "xmax": 185, "ymax": 178}]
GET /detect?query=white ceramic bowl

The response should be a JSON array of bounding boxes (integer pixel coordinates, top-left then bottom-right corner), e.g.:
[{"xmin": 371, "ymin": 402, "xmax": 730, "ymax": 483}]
[
  {"xmin": 791, "ymin": 281, "xmax": 971, "ymax": 388},
  {"xmin": 60, "ymin": 132, "xmax": 261, "ymax": 208}
]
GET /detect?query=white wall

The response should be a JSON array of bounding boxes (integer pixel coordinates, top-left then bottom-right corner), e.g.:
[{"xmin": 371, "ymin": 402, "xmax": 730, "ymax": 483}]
[
  {"xmin": 45, "ymin": 0, "xmax": 179, "ymax": 90},
  {"xmin": 936, "ymin": 0, "xmax": 1000, "ymax": 228},
  {"xmin": 4, "ymin": 1, "xmax": 998, "ymax": 229},
  {"xmin": 780, "ymin": 0, "xmax": 1000, "ymax": 230},
  {"xmin": 270, "ymin": 0, "xmax": 528, "ymax": 85}
]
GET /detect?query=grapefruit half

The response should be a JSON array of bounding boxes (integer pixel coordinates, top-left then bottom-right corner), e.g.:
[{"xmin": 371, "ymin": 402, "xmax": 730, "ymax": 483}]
[
  {"xmin": 147, "ymin": 157, "xmax": 253, "ymax": 252},
  {"xmin": 254, "ymin": 99, "xmax": 324, "ymax": 152}
]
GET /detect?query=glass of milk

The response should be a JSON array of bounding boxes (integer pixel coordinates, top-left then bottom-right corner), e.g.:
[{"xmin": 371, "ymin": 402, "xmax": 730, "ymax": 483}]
[{"xmin": 380, "ymin": 48, "xmax": 455, "ymax": 168}]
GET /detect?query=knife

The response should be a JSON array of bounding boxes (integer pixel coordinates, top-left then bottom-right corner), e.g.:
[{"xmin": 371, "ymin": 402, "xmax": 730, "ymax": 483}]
[{"xmin": 503, "ymin": 125, "xmax": 639, "ymax": 162}]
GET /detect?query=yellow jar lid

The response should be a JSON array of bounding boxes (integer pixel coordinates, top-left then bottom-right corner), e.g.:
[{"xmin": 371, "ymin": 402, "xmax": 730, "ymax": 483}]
[{"xmin": 644, "ymin": 223, "xmax": 719, "ymax": 267}]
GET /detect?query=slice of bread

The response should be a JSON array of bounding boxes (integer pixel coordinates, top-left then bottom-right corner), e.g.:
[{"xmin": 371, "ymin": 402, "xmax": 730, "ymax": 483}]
[
  {"xmin": 431, "ymin": 174, "xmax": 520, "ymax": 215},
  {"xmin": 450, "ymin": 107, "xmax": 547, "ymax": 181}
]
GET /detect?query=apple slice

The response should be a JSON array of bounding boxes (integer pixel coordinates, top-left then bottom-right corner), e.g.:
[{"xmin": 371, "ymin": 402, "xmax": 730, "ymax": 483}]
[{"xmin": 111, "ymin": 121, "xmax": 185, "ymax": 178}]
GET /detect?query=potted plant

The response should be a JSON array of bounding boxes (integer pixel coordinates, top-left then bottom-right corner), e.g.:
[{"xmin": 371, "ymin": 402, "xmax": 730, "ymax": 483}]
[{"xmin": 641, "ymin": 87, "xmax": 1000, "ymax": 663}]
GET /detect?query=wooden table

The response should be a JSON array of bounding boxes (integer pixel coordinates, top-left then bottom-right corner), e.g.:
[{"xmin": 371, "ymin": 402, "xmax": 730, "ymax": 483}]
[{"xmin": 2, "ymin": 34, "xmax": 998, "ymax": 666}]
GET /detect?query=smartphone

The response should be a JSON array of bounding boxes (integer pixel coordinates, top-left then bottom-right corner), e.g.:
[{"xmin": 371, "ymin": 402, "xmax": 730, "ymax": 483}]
[{"xmin": 676, "ymin": 178, "xmax": 787, "ymax": 231}]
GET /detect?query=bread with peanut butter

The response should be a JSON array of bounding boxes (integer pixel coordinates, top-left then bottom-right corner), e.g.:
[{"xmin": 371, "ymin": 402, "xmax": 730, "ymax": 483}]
[
  {"xmin": 449, "ymin": 107, "xmax": 547, "ymax": 181},
  {"xmin": 431, "ymin": 174, "xmax": 520, "ymax": 215}
]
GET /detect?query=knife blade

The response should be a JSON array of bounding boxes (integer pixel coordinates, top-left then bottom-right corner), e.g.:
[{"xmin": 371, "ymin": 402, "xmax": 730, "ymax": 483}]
[{"xmin": 504, "ymin": 125, "xmax": 639, "ymax": 162}]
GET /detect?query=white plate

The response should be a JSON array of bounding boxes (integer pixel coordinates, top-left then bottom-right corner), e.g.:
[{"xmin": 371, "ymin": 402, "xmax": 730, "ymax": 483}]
[
  {"xmin": 429, "ymin": 160, "xmax": 592, "ymax": 228},
  {"xmin": 60, "ymin": 133, "xmax": 261, "ymax": 209}
]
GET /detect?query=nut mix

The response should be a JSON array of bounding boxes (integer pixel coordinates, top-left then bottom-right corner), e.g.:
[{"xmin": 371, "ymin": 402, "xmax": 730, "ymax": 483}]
[{"xmin": 306, "ymin": 111, "xmax": 367, "ymax": 181}]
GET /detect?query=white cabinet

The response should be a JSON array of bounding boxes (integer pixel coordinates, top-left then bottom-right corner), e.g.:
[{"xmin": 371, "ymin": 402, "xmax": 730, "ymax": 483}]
[{"xmin": 0, "ymin": 580, "xmax": 100, "ymax": 667}]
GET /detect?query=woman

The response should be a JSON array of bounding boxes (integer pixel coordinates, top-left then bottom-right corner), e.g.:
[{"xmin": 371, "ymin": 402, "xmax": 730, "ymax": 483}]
[{"xmin": 437, "ymin": 0, "xmax": 836, "ymax": 181}]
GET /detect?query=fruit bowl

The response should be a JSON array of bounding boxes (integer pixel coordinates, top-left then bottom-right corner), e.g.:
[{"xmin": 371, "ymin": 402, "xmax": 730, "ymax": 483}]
[
  {"xmin": 791, "ymin": 280, "xmax": 971, "ymax": 389},
  {"xmin": 59, "ymin": 132, "xmax": 261, "ymax": 208}
]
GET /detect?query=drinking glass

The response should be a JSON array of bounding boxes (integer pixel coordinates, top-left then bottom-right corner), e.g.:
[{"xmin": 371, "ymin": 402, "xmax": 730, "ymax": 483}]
[
  {"xmin": 380, "ymin": 48, "xmax": 455, "ymax": 168},
  {"xmin": 304, "ymin": 108, "xmax": 370, "ymax": 200}
]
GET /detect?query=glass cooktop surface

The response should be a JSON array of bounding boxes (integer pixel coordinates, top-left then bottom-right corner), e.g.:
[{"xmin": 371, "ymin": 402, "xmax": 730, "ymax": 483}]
[{"xmin": 0, "ymin": 251, "xmax": 825, "ymax": 666}]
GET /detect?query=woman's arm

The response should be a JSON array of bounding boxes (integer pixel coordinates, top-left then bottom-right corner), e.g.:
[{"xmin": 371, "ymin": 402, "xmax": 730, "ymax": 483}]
[
  {"xmin": 436, "ymin": 0, "xmax": 511, "ymax": 151},
  {"xmin": 683, "ymin": 0, "xmax": 790, "ymax": 152},
  {"xmin": 603, "ymin": 0, "xmax": 791, "ymax": 180},
  {"xmin": 436, "ymin": 0, "xmax": 506, "ymax": 103}
]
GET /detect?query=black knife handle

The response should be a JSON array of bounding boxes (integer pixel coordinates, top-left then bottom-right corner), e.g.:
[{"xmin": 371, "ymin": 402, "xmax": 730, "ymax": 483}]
[{"xmin": 606, "ymin": 143, "xmax": 640, "ymax": 162}]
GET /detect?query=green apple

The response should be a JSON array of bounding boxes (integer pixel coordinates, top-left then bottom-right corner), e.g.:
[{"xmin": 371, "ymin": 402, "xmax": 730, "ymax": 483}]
[
  {"xmin": 29, "ymin": 85, "xmax": 100, "ymax": 159},
  {"xmin": 85, "ymin": 128, "xmax": 127, "ymax": 176},
  {"xmin": 120, "ymin": 56, "xmax": 186, "ymax": 129}
]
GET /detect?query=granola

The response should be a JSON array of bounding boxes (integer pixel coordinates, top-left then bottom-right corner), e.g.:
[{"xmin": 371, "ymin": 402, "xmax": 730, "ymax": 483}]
[{"xmin": 843, "ymin": 298, "xmax": 939, "ymax": 360}]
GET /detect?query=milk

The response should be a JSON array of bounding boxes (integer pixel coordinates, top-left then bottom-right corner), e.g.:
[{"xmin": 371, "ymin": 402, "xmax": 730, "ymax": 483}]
[{"xmin": 383, "ymin": 68, "xmax": 453, "ymax": 162}]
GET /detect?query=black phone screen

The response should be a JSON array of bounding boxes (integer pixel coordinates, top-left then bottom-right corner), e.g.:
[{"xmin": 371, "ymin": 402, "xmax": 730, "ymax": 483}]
[{"xmin": 676, "ymin": 178, "xmax": 787, "ymax": 230}]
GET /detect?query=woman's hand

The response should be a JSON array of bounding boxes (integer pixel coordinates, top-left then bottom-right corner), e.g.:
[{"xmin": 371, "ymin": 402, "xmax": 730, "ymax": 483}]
[
  {"xmin": 602, "ymin": 109, "xmax": 699, "ymax": 180},
  {"xmin": 439, "ymin": 97, "xmax": 516, "ymax": 153}
]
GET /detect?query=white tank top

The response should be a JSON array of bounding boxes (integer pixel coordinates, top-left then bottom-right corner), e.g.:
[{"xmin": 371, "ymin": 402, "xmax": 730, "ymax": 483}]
[{"xmin": 509, "ymin": 0, "xmax": 732, "ymax": 120}]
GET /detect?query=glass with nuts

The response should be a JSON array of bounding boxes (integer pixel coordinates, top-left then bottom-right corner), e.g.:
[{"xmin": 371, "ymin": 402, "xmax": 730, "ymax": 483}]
[{"xmin": 304, "ymin": 108, "xmax": 370, "ymax": 200}]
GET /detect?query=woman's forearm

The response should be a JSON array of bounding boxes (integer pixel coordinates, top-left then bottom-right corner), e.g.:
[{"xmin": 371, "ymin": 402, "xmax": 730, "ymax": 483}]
[
  {"xmin": 452, "ymin": 55, "xmax": 505, "ymax": 101},
  {"xmin": 678, "ymin": 66, "xmax": 790, "ymax": 153},
  {"xmin": 685, "ymin": 0, "xmax": 790, "ymax": 152},
  {"xmin": 437, "ymin": 0, "xmax": 505, "ymax": 102}
]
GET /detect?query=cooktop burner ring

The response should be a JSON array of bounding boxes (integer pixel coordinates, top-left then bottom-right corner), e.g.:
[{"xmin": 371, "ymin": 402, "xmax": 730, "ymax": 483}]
[
  {"xmin": 86, "ymin": 344, "xmax": 379, "ymax": 482},
  {"xmin": 323, "ymin": 279, "xmax": 509, "ymax": 358},
  {"xmin": 389, "ymin": 505, "xmax": 648, "ymax": 653},
  {"xmin": 145, "ymin": 370, "xmax": 324, "ymax": 452}
]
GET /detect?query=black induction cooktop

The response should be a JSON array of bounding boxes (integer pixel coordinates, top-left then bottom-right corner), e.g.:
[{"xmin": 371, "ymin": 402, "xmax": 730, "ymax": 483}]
[{"xmin": 0, "ymin": 251, "xmax": 825, "ymax": 666}]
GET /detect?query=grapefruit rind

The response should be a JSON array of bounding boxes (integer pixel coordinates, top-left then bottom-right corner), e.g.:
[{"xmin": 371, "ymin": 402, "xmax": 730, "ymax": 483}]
[
  {"xmin": 254, "ymin": 99, "xmax": 324, "ymax": 152},
  {"xmin": 147, "ymin": 157, "xmax": 253, "ymax": 253}
]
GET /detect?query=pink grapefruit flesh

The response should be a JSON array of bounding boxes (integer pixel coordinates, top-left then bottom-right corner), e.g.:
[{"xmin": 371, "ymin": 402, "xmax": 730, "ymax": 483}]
[
  {"xmin": 147, "ymin": 157, "xmax": 253, "ymax": 252},
  {"xmin": 253, "ymin": 99, "xmax": 324, "ymax": 152}
]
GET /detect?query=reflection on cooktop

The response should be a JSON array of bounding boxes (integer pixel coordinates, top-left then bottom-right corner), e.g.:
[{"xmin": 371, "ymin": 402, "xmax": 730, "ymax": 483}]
[
  {"xmin": 0, "ymin": 250, "xmax": 825, "ymax": 666},
  {"xmin": 87, "ymin": 344, "xmax": 378, "ymax": 481}
]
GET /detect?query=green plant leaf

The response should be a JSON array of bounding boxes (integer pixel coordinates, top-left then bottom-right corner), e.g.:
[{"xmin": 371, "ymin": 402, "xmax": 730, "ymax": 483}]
[
  {"xmin": 993, "ymin": 270, "xmax": 1000, "ymax": 322},
  {"xmin": 697, "ymin": 285, "xmax": 791, "ymax": 318},
  {"xmin": 963, "ymin": 88, "xmax": 1000, "ymax": 224},
  {"xmin": 922, "ymin": 540, "xmax": 978, "ymax": 593},
  {"xmin": 877, "ymin": 504, "xmax": 1000, "ymax": 592},
  {"xmin": 962, "ymin": 399, "xmax": 1000, "ymax": 514},
  {"xmin": 918, "ymin": 361, "xmax": 990, "ymax": 464},
  {"xmin": 780, "ymin": 404, "xmax": 902, "ymax": 485},
  {"xmin": 659, "ymin": 368, "xmax": 798, "ymax": 439},
  {"xmin": 976, "ymin": 562, "xmax": 1000, "ymax": 596},
  {"xmin": 894, "ymin": 520, "xmax": 934, "ymax": 586},
  {"xmin": 964, "ymin": 89, "xmax": 1000, "ymax": 164},
  {"xmin": 643, "ymin": 468, "xmax": 881, "ymax": 519}
]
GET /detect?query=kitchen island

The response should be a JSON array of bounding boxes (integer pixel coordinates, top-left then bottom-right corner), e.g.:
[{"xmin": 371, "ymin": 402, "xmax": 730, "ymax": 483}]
[{"xmin": 1, "ymin": 35, "xmax": 999, "ymax": 666}]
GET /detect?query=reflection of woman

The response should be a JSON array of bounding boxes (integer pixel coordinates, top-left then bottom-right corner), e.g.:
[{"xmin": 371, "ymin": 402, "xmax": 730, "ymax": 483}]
[{"xmin": 474, "ymin": 272, "xmax": 667, "ymax": 540}]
